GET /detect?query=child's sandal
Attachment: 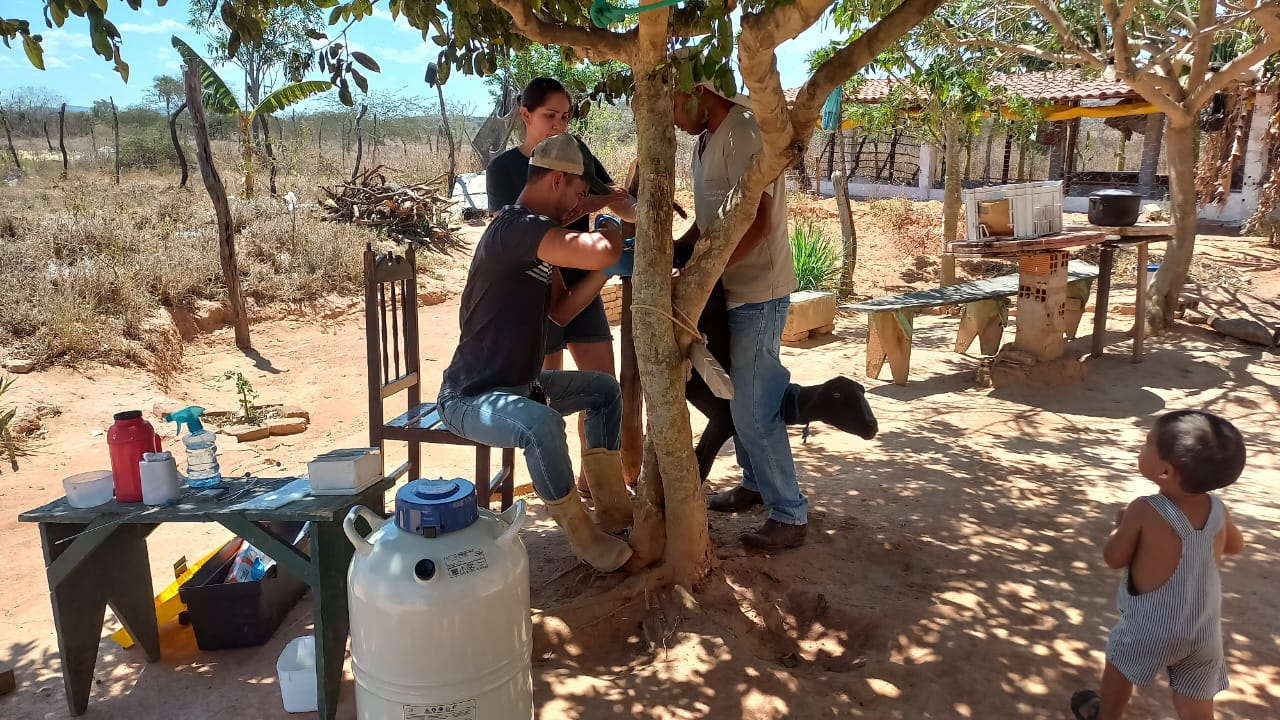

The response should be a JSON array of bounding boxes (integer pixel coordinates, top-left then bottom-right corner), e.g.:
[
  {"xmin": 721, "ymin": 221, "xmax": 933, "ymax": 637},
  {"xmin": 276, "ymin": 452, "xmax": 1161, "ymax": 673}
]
[{"xmin": 1070, "ymin": 689, "xmax": 1100, "ymax": 720}]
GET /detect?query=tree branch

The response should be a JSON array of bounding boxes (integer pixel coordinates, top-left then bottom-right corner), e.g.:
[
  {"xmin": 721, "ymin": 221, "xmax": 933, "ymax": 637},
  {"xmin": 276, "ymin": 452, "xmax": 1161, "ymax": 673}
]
[
  {"xmin": 952, "ymin": 38, "xmax": 1083, "ymax": 67},
  {"xmin": 788, "ymin": 0, "xmax": 948, "ymax": 130},
  {"xmin": 1188, "ymin": 0, "xmax": 1216, "ymax": 95},
  {"xmin": 1188, "ymin": 39, "xmax": 1280, "ymax": 110},
  {"xmin": 487, "ymin": 0, "xmax": 636, "ymax": 65}
]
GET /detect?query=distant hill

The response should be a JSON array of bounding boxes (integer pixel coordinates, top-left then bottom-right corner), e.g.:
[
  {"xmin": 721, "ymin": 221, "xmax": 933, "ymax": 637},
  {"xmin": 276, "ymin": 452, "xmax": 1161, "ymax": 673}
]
[{"xmin": 65, "ymin": 105, "xmax": 92, "ymax": 114}]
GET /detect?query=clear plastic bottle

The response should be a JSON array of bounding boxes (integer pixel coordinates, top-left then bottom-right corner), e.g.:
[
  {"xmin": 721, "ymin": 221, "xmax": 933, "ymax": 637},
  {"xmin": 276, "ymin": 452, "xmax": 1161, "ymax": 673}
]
[{"xmin": 169, "ymin": 406, "xmax": 222, "ymax": 487}]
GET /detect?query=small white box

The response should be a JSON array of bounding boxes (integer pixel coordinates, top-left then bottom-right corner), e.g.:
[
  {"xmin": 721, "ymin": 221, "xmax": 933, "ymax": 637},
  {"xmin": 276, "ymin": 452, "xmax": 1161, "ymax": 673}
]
[
  {"xmin": 277, "ymin": 635, "xmax": 317, "ymax": 713},
  {"xmin": 307, "ymin": 448, "xmax": 381, "ymax": 496}
]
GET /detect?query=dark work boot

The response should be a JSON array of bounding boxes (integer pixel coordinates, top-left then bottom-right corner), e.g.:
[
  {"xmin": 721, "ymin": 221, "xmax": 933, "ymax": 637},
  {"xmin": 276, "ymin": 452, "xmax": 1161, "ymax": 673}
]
[
  {"xmin": 786, "ymin": 377, "xmax": 879, "ymax": 439},
  {"xmin": 740, "ymin": 518, "xmax": 807, "ymax": 551},
  {"xmin": 707, "ymin": 485, "xmax": 764, "ymax": 513}
]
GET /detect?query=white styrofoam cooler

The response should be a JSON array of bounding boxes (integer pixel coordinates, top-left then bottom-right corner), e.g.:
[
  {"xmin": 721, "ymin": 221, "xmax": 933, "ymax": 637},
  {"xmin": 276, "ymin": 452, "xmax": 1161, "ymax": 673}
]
[
  {"xmin": 307, "ymin": 448, "xmax": 381, "ymax": 495},
  {"xmin": 964, "ymin": 181, "xmax": 1064, "ymax": 241}
]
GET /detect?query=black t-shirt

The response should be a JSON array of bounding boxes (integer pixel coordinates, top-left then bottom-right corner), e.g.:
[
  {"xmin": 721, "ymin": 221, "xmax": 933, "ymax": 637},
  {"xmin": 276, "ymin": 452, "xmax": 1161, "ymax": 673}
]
[
  {"xmin": 486, "ymin": 144, "xmax": 613, "ymax": 285},
  {"xmin": 442, "ymin": 206, "xmax": 559, "ymax": 396}
]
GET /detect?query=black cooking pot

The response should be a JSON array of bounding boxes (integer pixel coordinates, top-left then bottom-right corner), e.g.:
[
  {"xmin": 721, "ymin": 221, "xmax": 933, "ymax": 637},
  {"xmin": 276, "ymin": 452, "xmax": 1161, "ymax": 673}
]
[{"xmin": 1088, "ymin": 189, "xmax": 1142, "ymax": 226}]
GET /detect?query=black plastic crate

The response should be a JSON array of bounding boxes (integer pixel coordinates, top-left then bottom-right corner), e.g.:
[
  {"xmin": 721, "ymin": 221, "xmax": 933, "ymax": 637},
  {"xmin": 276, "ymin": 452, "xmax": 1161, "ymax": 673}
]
[{"xmin": 178, "ymin": 522, "xmax": 310, "ymax": 651}]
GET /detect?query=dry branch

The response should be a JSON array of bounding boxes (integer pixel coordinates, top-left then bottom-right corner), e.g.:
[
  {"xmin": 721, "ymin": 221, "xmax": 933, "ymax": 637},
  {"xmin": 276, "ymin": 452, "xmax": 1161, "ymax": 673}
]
[{"xmin": 319, "ymin": 165, "xmax": 461, "ymax": 249}]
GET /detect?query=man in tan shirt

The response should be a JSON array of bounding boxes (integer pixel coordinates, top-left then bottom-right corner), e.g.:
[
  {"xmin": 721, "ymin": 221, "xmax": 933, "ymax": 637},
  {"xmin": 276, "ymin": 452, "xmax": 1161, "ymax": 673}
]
[{"xmin": 672, "ymin": 81, "xmax": 807, "ymax": 551}]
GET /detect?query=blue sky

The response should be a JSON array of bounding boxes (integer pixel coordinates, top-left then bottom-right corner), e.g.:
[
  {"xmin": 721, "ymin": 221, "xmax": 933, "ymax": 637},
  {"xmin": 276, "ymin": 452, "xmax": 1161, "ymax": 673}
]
[{"xmin": 0, "ymin": 0, "xmax": 847, "ymax": 112}]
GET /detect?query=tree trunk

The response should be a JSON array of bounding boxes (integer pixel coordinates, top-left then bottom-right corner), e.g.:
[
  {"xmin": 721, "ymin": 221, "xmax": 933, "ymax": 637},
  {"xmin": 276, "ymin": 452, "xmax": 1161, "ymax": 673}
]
[
  {"xmin": 239, "ymin": 113, "xmax": 255, "ymax": 199},
  {"xmin": 1139, "ymin": 114, "xmax": 1165, "ymax": 198},
  {"xmin": 43, "ymin": 120, "xmax": 53, "ymax": 151},
  {"xmin": 437, "ymin": 83, "xmax": 457, "ymax": 193},
  {"xmin": 0, "ymin": 111, "xmax": 18, "ymax": 169},
  {"xmin": 1001, "ymin": 134, "xmax": 1013, "ymax": 184},
  {"xmin": 58, "ymin": 103, "xmax": 68, "ymax": 173},
  {"xmin": 170, "ymin": 102, "xmax": 189, "ymax": 188},
  {"xmin": 940, "ymin": 117, "xmax": 963, "ymax": 286},
  {"xmin": 833, "ymin": 170, "xmax": 857, "ymax": 298},
  {"xmin": 1145, "ymin": 119, "xmax": 1197, "ymax": 334},
  {"xmin": 110, "ymin": 97, "xmax": 120, "ymax": 185},
  {"xmin": 258, "ymin": 114, "xmax": 278, "ymax": 196},
  {"xmin": 184, "ymin": 65, "xmax": 251, "ymax": 350},
  {"xmin": 632, "ymin": 19, "xmax": 713, "ymax": 587},
  {"xmin": 351, "ymin": 104, "xmax": 369, "ymax": 182},
  {"xmin": 983, "ymin": 122, "xmax": 996, "ymax": 181}
]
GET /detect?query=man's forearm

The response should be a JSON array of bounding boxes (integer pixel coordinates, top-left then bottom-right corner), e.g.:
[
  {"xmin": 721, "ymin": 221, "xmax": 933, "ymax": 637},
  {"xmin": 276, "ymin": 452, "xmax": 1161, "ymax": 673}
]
[{"xmin": 549, "ymin": 271, "xmax": 609, "ymax": 326}]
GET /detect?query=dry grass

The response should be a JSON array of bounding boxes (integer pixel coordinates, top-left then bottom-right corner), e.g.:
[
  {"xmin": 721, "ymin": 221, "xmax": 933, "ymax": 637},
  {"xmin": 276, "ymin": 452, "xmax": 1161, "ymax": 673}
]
[
  {"xmin": 863, "ymin": 197, "xmax": 942, "ymax": 257},
  {"xmin": 0, "ymin": 150, "xmax": 426, "ymax": 373}
]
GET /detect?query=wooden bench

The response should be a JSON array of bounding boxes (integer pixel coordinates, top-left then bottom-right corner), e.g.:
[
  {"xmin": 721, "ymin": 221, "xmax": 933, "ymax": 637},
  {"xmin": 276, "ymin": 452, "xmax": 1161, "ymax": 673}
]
[
  {"xmin": 842, "ymin": 260, "xmax": 1100, "ymax": 385},
  {"xmin": 365, "ymin": 245, "xmax": 516, "ymax": 510}
]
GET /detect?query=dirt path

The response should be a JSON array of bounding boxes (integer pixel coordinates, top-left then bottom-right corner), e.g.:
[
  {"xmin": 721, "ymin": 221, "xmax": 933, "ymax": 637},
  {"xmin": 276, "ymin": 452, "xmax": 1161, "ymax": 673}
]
[{"xmin": 1, "ymin": 230, "xmax": 1277, "ymax": 720}]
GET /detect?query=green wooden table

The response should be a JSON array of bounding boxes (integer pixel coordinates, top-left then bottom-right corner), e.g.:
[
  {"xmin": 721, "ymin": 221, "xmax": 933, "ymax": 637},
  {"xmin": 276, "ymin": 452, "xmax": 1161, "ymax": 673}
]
[{"xmin": 18, "ymin": 475, "xmax": 392, "ymax": 719}]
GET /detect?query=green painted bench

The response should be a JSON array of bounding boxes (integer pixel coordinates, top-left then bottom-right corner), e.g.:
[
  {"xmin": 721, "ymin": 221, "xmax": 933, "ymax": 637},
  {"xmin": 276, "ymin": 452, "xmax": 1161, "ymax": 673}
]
[{"xmin": 841, "ymin": 260, "xmax": 1100, "ymax": 384}]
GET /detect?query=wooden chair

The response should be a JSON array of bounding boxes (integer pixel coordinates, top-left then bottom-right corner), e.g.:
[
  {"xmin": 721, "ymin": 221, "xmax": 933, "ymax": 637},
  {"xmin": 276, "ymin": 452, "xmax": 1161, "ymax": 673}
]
[{"xmin": 364, "ymin": 244, "xmax": 516, "ymax": 510}]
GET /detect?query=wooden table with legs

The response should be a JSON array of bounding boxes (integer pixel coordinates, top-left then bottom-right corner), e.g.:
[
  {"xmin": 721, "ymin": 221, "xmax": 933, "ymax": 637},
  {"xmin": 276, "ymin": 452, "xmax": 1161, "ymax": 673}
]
[
  {"xmin": 18, "ymin": 476, "xmax": 391, "ymax": 720},
  {"xmin": 1066, "ymin": 224, "xmax": 1173, "ymax": 363}
]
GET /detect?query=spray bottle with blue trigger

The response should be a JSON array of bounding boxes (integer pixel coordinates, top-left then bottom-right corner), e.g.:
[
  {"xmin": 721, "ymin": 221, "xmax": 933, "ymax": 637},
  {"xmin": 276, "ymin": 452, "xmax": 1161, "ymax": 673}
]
[{"xmin": 169, "ymin": 406, "xmax": 222, "ymax": 488}]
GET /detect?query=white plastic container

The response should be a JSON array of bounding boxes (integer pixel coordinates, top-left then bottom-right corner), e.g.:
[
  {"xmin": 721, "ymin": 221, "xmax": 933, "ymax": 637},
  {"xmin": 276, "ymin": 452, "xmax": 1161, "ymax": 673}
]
[
  {"xmin": 344, "ymin": 479, "xmax": 530, "ymax": 720},
  {"xmin": 964, "ymin": 181, "xmax": 1064, "ymax": 240},
  {"xmin": 139, "ymin": 452, "xmax": 181, "ymax": 505},
  {"xmin": 276, "ymin": 635, "xmax": 318, "ymax": 713},
  {"xmin": 308, "ymin": 448, "xmax": 381, "ymax": 495},
  {"xmin": 63, "ymin": 470, "xmax": 114, "ymax": 508}
]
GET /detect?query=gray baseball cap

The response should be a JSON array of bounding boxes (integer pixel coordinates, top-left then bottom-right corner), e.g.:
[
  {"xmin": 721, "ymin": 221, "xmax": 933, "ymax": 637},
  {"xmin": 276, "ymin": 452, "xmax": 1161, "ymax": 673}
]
[{"xmin": 530, "ymin": 134, "xmax": 611, "ymax": 195}]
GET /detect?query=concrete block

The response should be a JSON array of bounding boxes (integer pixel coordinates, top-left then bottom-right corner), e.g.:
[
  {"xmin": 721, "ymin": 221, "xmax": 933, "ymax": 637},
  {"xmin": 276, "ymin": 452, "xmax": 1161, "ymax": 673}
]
[
  {"xmin": 225, "ymin": 424, "xmax": 270, "ymax": 442},
  {"xmin": 0, "ymin": 659, "xmax": 14, "ymax": 696},
  {"xmin": 278, "ymin": 405, "xmax": 311, "ymax": 422},
  {"xmin": 267, "ymin": 417, "xmax": 308, "ymax": 436},
  {"xmin": 3, "ymin": 358, "xmax": 33, "ymax": 374},
  {"xmin": 782, "ymin": 291, "xmax": 837, "ymax": 338}
]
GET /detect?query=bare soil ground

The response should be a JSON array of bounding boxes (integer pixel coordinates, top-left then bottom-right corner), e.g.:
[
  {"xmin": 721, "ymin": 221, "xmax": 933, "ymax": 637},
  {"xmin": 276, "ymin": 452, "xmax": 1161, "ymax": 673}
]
[{"xmin": 2, "ymin": 199, "xmax": 1278, "ymax": 720}]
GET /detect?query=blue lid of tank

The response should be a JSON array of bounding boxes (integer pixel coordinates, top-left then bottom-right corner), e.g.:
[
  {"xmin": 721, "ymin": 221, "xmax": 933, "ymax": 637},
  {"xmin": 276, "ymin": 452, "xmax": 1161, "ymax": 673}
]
[{"xmin": 394, "ymin": 479, "xmax": 478, "ymax": 538}]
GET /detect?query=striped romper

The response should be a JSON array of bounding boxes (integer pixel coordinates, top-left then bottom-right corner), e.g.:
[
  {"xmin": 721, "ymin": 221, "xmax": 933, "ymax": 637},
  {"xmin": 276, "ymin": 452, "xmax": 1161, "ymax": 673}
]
[{"xmin": 1105, "ymin": 493, "xmax": 1229, "ymax": 699}]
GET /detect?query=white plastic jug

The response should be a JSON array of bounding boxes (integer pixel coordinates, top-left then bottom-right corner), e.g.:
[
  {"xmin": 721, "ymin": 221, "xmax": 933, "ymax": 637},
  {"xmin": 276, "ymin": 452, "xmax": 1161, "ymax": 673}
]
[{"xmin": 344, "ymin": 479, "xmax": 531, "ymax": 720}]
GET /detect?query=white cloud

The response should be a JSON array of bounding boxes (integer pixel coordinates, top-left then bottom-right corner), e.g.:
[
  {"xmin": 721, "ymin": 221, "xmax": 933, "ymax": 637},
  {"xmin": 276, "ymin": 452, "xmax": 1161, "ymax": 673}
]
[
  {"xmin": 115, "ymin": 19, "xmax": 188, "ymax": 35},
  {"xmin": 371, "ymin": 7, "xmax": 418, "ymax": 33},
  {"xmin": 43, "ymin": 28, "xmax": 92, "ymax": 55},
  {"xmin": 372, "ymin": 44, "xmax": 434, "ymax": 66},
  {"xmin": 70, "ymin": 54, "xmax": 86, "ymax": 62},
  {"xmin": 0, "ymin": 56, "xmax": 12, "ymax": 66},
  {"xmin": 46, "ymin": 57, "xmax": 70, "ymax": 69},
  {"xmin": 90, "ymin": 73, "xmax": 105, "ymax": 80}
]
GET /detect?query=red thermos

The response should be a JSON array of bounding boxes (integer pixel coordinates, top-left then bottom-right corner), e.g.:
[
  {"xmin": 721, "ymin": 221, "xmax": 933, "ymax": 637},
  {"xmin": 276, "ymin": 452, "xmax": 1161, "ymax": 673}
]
[{"xmin": 107, "ymin": 410, "xmax": 162, "ymax": 503}]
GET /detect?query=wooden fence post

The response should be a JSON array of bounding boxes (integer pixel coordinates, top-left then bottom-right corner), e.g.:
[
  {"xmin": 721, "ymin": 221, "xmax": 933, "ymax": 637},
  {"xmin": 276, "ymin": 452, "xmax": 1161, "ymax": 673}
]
[
  {"xmin": 58, "ymin": 103, "xmax": 68, "ymax": 173},
  {"xmin": 109, "ymin": 97, "xmax": 120, "ymax": 185}
]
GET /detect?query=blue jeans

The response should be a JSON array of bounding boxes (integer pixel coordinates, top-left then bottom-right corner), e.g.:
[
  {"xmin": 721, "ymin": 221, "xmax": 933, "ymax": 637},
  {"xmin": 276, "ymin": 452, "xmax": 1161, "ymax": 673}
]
[
  {"xmin": 437, "ymin": 370, "xmax": 621, "ymax": 502},
  {"xmin": 727, "ymin": 297, "xmax": 807, "ymax": 525}
]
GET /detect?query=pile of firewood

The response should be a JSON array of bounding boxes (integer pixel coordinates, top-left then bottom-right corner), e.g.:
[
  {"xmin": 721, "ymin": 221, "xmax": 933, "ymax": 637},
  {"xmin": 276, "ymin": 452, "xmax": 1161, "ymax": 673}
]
[{"xmin": 318, "ymin": 166, "xmax": 460, "ymax": 247}]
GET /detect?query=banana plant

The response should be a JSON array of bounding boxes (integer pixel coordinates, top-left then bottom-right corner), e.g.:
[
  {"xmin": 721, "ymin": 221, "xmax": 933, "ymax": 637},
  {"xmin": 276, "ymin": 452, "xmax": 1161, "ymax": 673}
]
[{"xmin": 172, "ymin": 36, "xmax": 332, "ymax": 198}]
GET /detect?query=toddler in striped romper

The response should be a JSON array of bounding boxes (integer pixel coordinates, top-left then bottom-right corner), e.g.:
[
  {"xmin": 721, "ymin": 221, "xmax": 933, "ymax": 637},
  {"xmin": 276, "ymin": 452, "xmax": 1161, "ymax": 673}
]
[{"xmin": 1072, "ymin": 410, "xmax": 1246, "ymax": 720}]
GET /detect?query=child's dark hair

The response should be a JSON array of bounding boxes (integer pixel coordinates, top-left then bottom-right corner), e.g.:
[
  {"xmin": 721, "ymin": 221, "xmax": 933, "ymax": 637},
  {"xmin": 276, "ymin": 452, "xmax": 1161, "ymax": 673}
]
[
  {"xmin": 520, "ymin": 77, "xmax": 570, "ymax": 112},
  {"xmin": 1153, "ymin": 410, "xmax": 1246, "ymax": 493}
]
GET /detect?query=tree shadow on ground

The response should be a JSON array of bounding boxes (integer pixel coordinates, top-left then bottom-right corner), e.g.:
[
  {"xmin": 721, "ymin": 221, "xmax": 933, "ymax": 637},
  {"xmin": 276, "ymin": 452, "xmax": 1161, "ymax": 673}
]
[{"xmin": 522, "ymin": 327, "xmax": 1280, "ymax": 720}]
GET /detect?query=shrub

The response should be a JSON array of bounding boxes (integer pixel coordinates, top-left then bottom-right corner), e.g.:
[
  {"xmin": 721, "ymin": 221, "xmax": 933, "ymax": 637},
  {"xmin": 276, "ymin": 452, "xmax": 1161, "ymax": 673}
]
[
  {"xmin": 118, "ymin": 126, "xmax": 189, "ymax": 170},
  {"xmin": 790, "ymin": 220, "xmax": 841, "ymax": 292}
]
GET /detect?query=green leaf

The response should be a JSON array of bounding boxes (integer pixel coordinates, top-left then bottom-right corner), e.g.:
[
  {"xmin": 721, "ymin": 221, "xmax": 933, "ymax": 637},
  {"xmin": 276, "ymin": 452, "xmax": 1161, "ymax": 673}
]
[
  {"xmin": 225, "ymin": 32, "xmax": 241, "ymax": 60},
  {"xmin": 22, "ymin": 35, "xmax": 44, "ymax": 70},
  {"xmin": 253, "ymin": 80, "xmax": 334, "ymax": 117},
  {"xmin": 328, "ymin": 6, "xmax": 344, "ymax": 25},
  {"xmin": 312, "ymin": 0, "xmax": 340, "ymax": 7},
  {"xmin": 338, "ymin": 81, "xmax": 353, "ymax": 107},
  {"xmin": 351, "ymin": 51, "xmax": 380, "ymax": 73},
  {"xmin": 171, "ymin": 35, "xmax": 240, "ymax": 115}
]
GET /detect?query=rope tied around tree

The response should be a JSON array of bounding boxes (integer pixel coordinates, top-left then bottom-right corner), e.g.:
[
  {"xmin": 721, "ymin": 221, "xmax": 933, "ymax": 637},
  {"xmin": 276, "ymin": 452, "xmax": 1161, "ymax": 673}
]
[{"xmin": 590, "ymin": 0, "xmax": 684, "ymax": 28}]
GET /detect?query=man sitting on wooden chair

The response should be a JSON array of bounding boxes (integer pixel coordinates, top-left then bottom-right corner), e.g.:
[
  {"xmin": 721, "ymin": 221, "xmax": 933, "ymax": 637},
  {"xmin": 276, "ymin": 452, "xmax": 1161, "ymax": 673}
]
[{"xmin": 437, "ymin": 133, "xmax": 636, "ymax": 572}]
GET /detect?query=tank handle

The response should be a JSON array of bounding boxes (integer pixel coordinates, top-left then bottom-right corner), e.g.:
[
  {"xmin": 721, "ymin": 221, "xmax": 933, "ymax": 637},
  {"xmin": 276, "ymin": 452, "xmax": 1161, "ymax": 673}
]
[
  {"xmin": 494, "ymin": 499, "xmax": 527, "ymax": 544},
  {"xmin": 343, "ymin": 505, "xmax": 383, "ymax": 556}
]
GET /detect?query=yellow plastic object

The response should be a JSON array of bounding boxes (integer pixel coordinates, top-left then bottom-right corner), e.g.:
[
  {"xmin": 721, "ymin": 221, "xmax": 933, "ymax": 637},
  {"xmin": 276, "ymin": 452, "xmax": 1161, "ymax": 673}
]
[{"xmin": 111, "ymin": 543, "xmax": 225, "ymax": 649}]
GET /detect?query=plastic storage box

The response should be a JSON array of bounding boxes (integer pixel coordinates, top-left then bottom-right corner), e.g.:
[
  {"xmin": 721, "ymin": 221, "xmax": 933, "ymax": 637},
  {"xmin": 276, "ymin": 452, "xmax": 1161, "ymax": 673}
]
[
  {"xmin": 178, "ymin": 522, "xmax": 309, "ymax": 650},
  {"xmin": 307, "ymin": 448, "xmax": 381, "ymax": 495},
  {"xmin": 964, "ymin": 181, "xmax": 1063, "ymax": 240},
  {"xmin": 277, "ymin": 635, "xmax": 318, "ymax": 713}
]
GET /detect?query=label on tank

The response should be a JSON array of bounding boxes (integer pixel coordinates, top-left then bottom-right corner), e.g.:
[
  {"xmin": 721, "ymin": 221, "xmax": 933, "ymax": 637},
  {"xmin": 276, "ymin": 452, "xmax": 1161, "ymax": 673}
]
[
  {"xmin": 443, "ymin": 547, "xmax": 488, "ymax": 578},
  {"xmin": 403, "ymin": 700, "xmax": 476, "ymax": 720}
]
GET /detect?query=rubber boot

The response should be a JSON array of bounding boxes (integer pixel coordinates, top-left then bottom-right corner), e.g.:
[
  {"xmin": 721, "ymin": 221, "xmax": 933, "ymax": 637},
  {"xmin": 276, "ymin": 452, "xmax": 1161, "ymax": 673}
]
[
  {"xmin": 580, "ymin": 448, "xmax": 634, "ymax": 534},
  {"xmin": 545, "ymin": 493, "xmax": 633, "ymax": 572}
]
